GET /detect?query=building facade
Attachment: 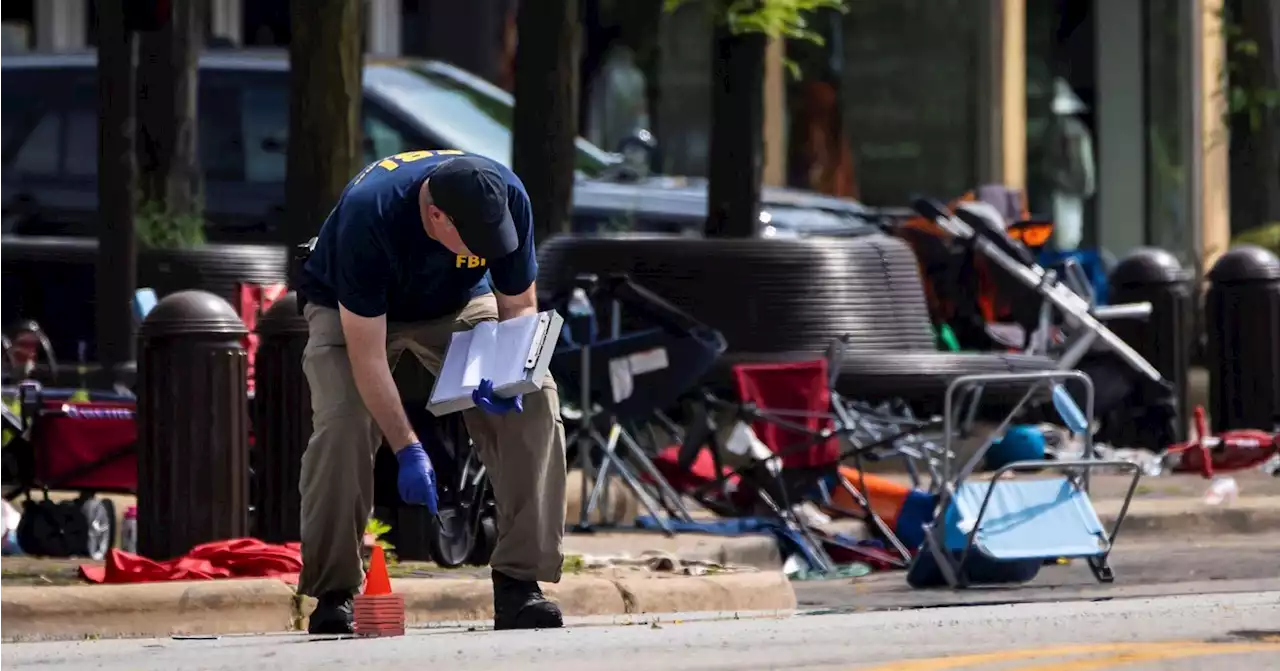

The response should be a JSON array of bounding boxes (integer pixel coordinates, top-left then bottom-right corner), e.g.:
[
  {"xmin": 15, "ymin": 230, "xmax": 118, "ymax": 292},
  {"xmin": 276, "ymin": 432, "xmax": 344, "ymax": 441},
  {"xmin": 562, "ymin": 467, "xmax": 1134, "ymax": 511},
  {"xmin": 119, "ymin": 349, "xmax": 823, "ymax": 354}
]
[
  {"xmin": 2, "ymin": 0, "xmax": 1237, "ymax": 269},
  {"xmin": 655, "ymin": 0, "xmax": 1234, "ymax": 270}
]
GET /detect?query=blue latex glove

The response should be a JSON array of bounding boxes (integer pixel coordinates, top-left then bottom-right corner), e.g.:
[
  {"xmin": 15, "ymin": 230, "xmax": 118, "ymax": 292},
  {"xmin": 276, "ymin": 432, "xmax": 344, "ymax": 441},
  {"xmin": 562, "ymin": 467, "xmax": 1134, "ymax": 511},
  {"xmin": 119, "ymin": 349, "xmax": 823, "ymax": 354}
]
[
  {"xmin": 395, "ymin": 443, "xmax": 438, "ymax": 514},
  {"xmin": 471, "ymin": 378, "xmax": 523, "ymax": 415}
]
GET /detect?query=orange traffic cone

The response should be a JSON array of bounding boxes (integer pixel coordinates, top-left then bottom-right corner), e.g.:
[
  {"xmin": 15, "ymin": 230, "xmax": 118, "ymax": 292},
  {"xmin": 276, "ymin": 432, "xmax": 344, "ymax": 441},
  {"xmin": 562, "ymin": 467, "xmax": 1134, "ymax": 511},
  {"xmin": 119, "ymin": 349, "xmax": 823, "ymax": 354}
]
[
  {"xmin": 363, "ymin": 545, "xmax": 393, "ymax": 596},
  {"xmin": 353, "ymin": 546, "xmax": 405, "ymax": 637}
]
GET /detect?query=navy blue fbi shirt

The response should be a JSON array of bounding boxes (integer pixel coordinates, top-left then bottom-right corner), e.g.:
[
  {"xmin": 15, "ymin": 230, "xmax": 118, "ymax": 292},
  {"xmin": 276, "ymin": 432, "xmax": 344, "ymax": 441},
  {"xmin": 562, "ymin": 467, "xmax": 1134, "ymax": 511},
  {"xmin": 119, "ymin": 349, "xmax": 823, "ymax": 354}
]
[{"xmin": 298, "ymin": 150, "xmax": 537, "ymax": 323}]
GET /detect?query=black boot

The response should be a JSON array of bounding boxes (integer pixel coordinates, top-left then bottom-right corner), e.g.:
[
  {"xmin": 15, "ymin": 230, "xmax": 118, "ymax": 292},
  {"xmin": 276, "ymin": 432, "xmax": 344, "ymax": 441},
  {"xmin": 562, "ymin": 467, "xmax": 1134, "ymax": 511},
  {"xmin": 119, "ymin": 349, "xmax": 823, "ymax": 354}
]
[
  {"xmin": 307, "ymin": 590, "xmax": 355, "ymax": 635},
  {"xmin": 492, "ymin": 570, "xmax": 563, "ymax": 631}
]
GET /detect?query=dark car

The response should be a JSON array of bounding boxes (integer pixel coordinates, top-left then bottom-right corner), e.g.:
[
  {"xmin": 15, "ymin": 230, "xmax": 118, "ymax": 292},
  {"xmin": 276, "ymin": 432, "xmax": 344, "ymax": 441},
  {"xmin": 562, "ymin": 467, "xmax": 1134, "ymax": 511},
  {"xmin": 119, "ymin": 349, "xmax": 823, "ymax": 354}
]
[
  {"xmin": 1, "ymin": 50, "xmax": 879, "ymax": 363},
  {"xmin": 2, "ymin": 50, "xmax": 878, "ymax": 241}
]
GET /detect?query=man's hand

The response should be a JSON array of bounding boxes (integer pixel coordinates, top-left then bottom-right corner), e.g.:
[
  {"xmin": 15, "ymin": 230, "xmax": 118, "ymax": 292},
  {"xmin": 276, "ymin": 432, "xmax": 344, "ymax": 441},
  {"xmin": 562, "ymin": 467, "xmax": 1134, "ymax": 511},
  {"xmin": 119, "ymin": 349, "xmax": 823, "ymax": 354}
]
[
  {"xmin": 472, "ymin": 378, "xmax": 523, "ymax": 415},
  {"xmin": 395, "ymin": 443, "xmax": 438, "ymax": 513}
]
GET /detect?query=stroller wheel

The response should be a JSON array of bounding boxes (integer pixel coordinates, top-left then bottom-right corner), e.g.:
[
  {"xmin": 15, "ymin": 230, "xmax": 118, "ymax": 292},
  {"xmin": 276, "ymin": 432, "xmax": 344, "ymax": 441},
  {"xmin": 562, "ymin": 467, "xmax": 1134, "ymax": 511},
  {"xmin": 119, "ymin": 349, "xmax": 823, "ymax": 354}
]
[
  {"xmin": 80, "ymin": 497, "xmax": 116, "ymax": 561},
  {"xmin": 428, "ymin": 504, "xmax": 478, "ymax": 568},
  {"xmin": 466, "ymin": 514, "xmax": 497, "ymax": 567},
  {"xmin": 429, "ymin": 468, "xmax": 492, "ymax": 568}
]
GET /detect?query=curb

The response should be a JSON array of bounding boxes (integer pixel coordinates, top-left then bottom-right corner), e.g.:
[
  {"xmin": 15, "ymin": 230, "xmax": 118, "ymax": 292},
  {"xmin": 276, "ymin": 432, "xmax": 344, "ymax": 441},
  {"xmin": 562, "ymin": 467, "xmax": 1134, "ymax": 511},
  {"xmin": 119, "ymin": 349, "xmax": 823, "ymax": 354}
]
[
  {"xmin": 1097, "ymin": 496, "xmax": 1280, "ymax": 538},
  {"xmin": 1, "ymin": 572, "xmax": 796, "ymax": 643},
  {"xmin": 0, "ymin": 579, "xmax": 297, "ymax": 642},
  {"xmin": 299, "ymin": 571, "xmax": 798, "ymax": 628}
]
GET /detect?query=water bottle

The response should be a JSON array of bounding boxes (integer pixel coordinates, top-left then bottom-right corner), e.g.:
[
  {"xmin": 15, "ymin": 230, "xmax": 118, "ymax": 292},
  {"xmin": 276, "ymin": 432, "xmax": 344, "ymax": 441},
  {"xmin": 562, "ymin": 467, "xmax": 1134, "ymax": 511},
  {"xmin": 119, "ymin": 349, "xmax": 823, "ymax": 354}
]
[
  {"xmin": 566, "ymin": 288, "xmax": 597, "ymax": 344},
  {"xmin": 121, "ymin": 505, "xmax": 138, "ymax": 554}
]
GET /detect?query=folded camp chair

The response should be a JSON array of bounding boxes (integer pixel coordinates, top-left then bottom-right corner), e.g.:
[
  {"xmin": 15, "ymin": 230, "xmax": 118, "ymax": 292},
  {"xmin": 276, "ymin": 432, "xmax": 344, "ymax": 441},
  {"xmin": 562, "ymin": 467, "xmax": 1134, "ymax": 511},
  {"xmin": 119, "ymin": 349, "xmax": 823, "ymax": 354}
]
[
  {"xmin": 907, "ymin": 370, "xmax": 1142, "ymax": 589},
  {"xmin": 548, "ymin": 273, "xmax": 720, "ymax": 534}
]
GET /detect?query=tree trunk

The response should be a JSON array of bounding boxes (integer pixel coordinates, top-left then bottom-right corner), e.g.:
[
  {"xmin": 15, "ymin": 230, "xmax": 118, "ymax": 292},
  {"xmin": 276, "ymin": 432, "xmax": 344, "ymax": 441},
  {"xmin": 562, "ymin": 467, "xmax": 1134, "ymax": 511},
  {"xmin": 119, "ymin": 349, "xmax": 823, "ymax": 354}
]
[
  {"xmin": 418, "ymin": 0, "xmax": 512, "ymax": 87},
  {"xmin": 136, "ymin": 0, "xmax": 204, "ymax": 216},
  {"xmin": 1229, "ymin": 0, "xmax": 1280, "ymax": 230},
  {"xmin": 95, "ymin": 0, "xmax": 138, "ymax": 380},
  {"xmin": 706, "ymin": 19, "xmax": 765, "ymax": 238},
  {"xmin": 285, "ymin": 0, "xmax": 363, "ymax": 246},
  {"xmin": 512, "ymin": 0, "xmax": 582, "ymax": 244}
]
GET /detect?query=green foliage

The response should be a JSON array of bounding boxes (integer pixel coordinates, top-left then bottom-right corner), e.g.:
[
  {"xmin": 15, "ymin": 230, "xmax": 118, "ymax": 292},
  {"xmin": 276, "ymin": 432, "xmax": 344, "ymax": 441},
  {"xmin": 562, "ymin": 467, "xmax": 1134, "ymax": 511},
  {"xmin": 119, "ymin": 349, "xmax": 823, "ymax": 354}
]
[
  {"xmin": 1231, "ymin": 222, "xmax": 1280, "ymax": 257},
  {"xmin": 365, "ymin": 517, "xmax": 395, "ymax": 553},
  {"xmin": 135, "ymin": 199, "xmax": 207, "ymax": 250},
  {"xmin": 1219, "ymin": 7, "xmax": 1280, "ymax": 132},
  {"xmin": 665, "ymin": 0, "xmax": 848, "ymax": 44}
]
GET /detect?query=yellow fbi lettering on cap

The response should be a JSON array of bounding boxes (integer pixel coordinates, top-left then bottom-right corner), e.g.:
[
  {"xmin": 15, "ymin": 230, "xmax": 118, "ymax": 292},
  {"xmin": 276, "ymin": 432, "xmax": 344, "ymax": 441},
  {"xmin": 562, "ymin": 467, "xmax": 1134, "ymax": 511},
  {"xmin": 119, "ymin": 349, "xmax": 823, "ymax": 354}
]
[{"xmin": 455, "ymin": 255, "xmax": 487, "ymax": 268}]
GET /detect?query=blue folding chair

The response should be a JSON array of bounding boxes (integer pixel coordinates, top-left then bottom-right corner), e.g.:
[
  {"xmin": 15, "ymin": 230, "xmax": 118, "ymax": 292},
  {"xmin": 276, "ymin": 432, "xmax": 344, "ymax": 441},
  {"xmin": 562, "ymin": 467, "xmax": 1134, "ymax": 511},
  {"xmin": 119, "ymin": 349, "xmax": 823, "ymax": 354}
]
[{"xmin": 907, "ymin": 370, "xmax": 1142, "ymax": 589}]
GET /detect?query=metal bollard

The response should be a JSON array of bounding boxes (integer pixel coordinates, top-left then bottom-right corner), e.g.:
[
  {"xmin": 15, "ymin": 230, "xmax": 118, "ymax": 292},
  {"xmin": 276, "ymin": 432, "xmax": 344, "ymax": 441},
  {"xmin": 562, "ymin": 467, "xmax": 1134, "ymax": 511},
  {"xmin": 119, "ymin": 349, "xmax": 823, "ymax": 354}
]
[
  {"xmin": 1205, "ymin": 245, "xmax": 1280, "ymax": 432},
  {"xmin": 251, "ymin": 292, "xmax": 312, "ymax": 543},
  {"xmin": 1108, "ymin": 248, "xmax": 1195, "ymax": 443},
  {"xmin": 137, "ymin": 290, "xmax": 250, "ymax": 559}
]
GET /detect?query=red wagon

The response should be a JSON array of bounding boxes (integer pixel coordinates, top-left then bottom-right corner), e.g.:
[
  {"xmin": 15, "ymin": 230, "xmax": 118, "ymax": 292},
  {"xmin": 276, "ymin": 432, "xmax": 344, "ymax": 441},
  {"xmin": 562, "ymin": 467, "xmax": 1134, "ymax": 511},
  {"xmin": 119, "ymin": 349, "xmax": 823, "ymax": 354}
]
[{"xmin": 2, "ymin": 383, "xmax": 137, "ymax": 559}]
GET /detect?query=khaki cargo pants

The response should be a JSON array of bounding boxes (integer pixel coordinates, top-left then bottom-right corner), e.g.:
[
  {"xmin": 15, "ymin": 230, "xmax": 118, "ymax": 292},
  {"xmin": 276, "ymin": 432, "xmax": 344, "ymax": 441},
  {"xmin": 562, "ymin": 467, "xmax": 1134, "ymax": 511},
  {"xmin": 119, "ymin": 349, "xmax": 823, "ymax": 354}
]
[{"xmin": 297, "ymin": 295, "xmax": 566, "ymax": 597}]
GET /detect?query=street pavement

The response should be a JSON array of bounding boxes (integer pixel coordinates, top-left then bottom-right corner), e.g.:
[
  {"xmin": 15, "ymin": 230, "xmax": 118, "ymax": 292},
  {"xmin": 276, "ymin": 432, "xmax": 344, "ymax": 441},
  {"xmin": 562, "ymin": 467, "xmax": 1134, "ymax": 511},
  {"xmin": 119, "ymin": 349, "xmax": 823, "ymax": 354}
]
[
  {"xmin": 795, "ymin": 532, "xmax": 1280, "ymax": 612},
  {"xmin": 6, "ymin": 533, "xmax": 1280, "ymax": 671},
  {"xmin": 2, "ymin": 590, "xmax": 1277, "ymax": 670}
]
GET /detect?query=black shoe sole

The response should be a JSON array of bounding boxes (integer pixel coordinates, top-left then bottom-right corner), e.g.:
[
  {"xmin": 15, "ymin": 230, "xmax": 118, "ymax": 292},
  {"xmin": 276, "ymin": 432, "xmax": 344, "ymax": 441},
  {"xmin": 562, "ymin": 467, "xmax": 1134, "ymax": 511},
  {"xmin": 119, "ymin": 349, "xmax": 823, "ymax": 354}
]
[
  {"xmin": 307, "ymin": 616, "xmax": 354, "ymax": 635},
  {"xmin": 494, "ymin": 607, "xmax": 564, "ymax": 631}
]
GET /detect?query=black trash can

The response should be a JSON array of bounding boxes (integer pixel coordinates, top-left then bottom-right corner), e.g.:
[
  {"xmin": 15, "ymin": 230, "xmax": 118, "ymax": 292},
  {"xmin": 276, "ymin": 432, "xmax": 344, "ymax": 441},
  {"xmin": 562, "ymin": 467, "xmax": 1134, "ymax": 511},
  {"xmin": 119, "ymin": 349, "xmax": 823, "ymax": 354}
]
[
  {"xmin": 1205, "ymin": 245, "xmax": 1280, "ymax": 432},
  {"xmin": 251, "ymin": 292, "xmax": 312, "ymax": 544},
  {"xmin": 1108, "ymin": 248, "xmax": 1195, "ymax": 443},
  {"xmin": 137, "ymin": 290, "xmax": 250, "ymax": 559}
]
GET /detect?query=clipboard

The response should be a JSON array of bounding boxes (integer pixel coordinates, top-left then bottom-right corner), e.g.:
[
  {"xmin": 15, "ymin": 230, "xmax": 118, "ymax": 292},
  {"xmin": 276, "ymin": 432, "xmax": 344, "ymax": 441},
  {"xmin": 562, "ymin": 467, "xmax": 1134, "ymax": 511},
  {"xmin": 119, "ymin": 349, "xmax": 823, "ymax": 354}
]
[{"xmin": 426, "ymin": 310, "xmax": 564, "ymax": 416}]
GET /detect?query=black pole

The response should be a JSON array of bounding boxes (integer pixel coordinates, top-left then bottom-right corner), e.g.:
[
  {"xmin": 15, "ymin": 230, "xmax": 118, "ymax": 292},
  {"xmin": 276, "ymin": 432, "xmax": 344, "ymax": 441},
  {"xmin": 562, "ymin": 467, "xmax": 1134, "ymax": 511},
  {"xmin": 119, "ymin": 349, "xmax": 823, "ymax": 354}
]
[{"xmin": 96, "ymin": 0, "xmax": 139, "ymax": 382}]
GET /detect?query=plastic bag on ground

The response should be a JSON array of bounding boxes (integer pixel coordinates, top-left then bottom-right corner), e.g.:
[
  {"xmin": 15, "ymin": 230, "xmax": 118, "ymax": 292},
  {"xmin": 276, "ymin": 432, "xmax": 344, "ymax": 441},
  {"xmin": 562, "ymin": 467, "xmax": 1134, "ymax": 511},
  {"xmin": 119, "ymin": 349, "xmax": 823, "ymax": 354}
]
[{"xmin": 2, "ymin": 500, "xmax": 22, "ymax": 555}]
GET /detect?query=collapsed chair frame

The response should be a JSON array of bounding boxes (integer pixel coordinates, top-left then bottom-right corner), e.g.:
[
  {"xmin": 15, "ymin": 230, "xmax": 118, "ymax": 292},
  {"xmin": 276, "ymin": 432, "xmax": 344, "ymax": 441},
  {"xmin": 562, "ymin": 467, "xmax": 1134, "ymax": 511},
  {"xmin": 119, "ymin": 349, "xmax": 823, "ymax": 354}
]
[{"xmin": 920, "ymin": 370, "xmax": 1142, "ymax": 589}]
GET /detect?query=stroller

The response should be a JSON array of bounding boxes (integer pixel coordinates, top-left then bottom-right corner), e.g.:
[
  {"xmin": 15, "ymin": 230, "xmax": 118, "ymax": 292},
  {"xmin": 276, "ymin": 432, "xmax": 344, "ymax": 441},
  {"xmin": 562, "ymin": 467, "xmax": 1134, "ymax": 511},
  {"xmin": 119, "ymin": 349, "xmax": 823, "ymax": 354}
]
[{"xmin": 893, "ymin": 194, "xmax": 1181, "ymax": 451}]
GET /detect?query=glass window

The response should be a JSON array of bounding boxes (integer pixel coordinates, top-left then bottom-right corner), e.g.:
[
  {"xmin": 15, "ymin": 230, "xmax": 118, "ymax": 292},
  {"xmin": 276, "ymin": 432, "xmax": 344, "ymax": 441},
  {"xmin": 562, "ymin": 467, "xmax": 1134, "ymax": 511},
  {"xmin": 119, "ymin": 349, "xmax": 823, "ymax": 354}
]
[
  {"xmin": 837, "ymin": 0, "xmax": 981, "ymax": 205},
  {"xmin": 200, "ymin": 81, "xmax": 245, "ymax": 182},
  {"xmin": 2, "ymin": 91, "xmax": 39, "ymax": 151},
  {"xmin": 1144, "ymin": 0, "xmax": 1194, "ymax": 265},
  {"xmin": 363, "ymin": 111, "xmax": 411, "ymax": 164},
  {"xmin": 64, "ymin": 107, "xmax": 98, "ymax": 177},
  {"xmin": 369, "ymin": 64, "xmax": 615, "ymax": 178},
  {"xmin": 241, "ymin": 84, "xmax": 289, "ymax": 183},
  {"xmin": 10, "ymin": 112, "xmax": 60, "ymax": 176}
]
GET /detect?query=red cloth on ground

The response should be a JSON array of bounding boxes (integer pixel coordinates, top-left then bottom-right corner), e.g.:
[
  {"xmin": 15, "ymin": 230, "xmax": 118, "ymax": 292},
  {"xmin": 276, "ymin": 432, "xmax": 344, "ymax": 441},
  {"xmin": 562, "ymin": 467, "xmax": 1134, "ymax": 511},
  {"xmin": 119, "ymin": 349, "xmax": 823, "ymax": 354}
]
[{"xmin": 79, "ymin": 538, "xmax": 302, "ymax": 584}]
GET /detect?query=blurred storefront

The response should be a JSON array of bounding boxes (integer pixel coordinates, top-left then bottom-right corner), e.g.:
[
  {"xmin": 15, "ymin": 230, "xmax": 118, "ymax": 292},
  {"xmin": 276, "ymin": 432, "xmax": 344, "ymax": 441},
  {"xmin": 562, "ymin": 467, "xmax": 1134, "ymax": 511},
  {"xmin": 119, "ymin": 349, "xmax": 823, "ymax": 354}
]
[
  {"xmin": 654, "ymin": 0, "xmax": 1233, "ymax": 269},
  {"xmin": 4, "ymin": 0, "xmax": 1250, "ymax": 268},
  {"xmin": 0, "ymin": 1, "xmax": 506, "ymax": 72},
  {"xmin": 1025, "ymin": 0, "xmax": 1231, "ymax": 271}
]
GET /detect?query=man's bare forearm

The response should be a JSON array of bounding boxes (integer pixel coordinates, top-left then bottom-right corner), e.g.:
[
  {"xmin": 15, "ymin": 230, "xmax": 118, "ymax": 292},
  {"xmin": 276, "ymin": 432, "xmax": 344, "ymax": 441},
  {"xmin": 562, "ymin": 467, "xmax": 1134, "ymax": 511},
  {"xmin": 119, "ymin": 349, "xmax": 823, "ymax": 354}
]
[
  {"xmin": 338, "ymin": 304, "xmax": 416, "ymax": 451},
  {"xmin": 347, "ymin": 352, "xmax": 417, "ymax": 451},
  {"xmin": 495, "ymin": 282, "xmax": 539, "ymax": 321}
]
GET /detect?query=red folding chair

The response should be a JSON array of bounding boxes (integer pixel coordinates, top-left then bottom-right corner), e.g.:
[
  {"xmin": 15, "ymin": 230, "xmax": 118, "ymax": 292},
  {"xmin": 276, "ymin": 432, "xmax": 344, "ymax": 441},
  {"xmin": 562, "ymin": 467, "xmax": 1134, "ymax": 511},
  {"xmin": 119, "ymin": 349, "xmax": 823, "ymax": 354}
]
[
  {"xmin": 726, "ymin": 359, "xmax": 914, "ymax": 567},
  {"xmin": 732, "ymin": 359, "xmax": 840, "ymax": 470}
]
